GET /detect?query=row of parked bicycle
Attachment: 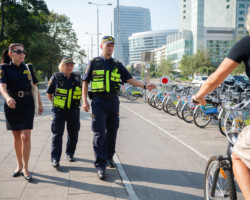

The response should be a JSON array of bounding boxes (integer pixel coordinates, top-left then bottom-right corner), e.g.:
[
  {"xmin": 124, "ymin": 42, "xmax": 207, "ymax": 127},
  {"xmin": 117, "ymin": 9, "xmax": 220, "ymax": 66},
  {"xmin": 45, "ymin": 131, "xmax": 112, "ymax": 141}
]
[{"xmin": 147, "ymin": 82, "xmax": 250, "ymax": 136}]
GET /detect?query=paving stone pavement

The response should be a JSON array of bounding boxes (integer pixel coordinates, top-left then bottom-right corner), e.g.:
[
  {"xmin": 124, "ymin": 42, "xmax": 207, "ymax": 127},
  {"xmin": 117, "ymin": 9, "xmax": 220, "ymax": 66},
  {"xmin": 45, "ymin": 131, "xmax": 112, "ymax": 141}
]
[{"xmin": 0, "ymin": 90, "xmax": 129, "ymax": 200}]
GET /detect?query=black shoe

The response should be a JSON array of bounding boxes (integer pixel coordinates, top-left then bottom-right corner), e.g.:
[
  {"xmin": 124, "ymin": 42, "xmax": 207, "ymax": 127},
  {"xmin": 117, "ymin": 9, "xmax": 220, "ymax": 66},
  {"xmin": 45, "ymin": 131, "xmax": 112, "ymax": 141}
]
[
  {"xmin": 23, "ymin": 174, "xmax": 32, "ymax": 181},
  {"xmin": 97, "ymin": 169, "xmax": 106, "ymax": 180},
  {"xmin": 52, "ymin": 160, "xmax": 60, "ymax": 168},
  {"xmin": 67, "ymin": 155, "xmax": 75, "ymax": 162},
  {"xmin": 12, "ymin": 170, "xmax": 22, "ymax": 177},
  {"xmin": 106, "ymin": 159, "xmax": 116, "ymax": 168}
]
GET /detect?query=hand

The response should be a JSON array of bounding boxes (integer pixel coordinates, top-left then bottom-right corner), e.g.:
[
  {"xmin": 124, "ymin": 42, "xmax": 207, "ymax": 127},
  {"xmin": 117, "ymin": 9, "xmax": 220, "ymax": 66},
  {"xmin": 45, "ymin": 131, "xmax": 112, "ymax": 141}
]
[
  {"xmin": 192, "ymin": 95, "xmax": 207, "ymax": 106},
  {"xmin": 82, "ymin": 100, "xmax": 90, "ymax": 112},
  {"xmin": 146, "ymin": 83, "xmax": 156, "ymax": 91},
  {"xmin": 38, "ymin": 104, "xmax": 44, "ymax": 116},
  {"xmin": 6, "ymin": 97, "xmax": 16, "ymax": 109}
]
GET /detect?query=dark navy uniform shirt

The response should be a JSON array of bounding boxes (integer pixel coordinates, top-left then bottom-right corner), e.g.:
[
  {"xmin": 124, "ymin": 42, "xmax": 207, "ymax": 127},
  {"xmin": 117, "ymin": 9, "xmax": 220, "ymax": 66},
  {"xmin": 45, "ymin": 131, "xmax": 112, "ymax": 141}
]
[
  {"xmin": 0, "ymin": 62, "xmax": 38, "ymax": 91},
  {"xmin": 46, "ymin": 72, "xmax": 78, "ymax": 95},
  {"xmin": 227, "ymin": 35, "xmax": 250, "ymax": 78},
  {"xmin": 83, "ymin": 55, "xmax": 132, "ymax": 83}
]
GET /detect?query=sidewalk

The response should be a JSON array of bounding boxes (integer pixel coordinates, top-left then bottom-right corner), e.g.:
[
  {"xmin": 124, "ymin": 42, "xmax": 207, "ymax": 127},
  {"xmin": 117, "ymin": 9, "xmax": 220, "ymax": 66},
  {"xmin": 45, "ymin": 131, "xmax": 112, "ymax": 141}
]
[{"xmin": 0, "ymin": 92, "xmax": 129, "ymax": 200}]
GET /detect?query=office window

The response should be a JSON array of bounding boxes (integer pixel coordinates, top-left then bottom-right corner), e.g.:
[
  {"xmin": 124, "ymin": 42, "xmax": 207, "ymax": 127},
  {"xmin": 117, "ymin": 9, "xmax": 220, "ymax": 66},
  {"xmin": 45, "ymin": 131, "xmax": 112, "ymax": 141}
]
[
  {"xmin": 226, "ymin": 5, "xmax": 230, "ymax": 9},
  {"xmin": 183, "ymin": 16, "xmax": 186, "ymax": 19},
  {"xmin": 183, "ymin": 4, "xmax": 186, "ymax": 8},
  {"xmin": 239, "ymin": 17, "xmax": 244, "ymax": 21},
  {"xmin": 183, "ymin": 0, "xmax": 186, "ymax": 2},
  {"xmin": 239, "ymin": 4, "xmax": 245, "ymax": 8},
  {"xmin": 183, "ymin": 10, "xmax": 186, "ymax": 14},
  {"xmin": 226, "ymin": 0, "xmax": 230, "ymax": 2},
  {"xmin": 239, "ymin": 10, "xmax": 244, "ymax": 14}
]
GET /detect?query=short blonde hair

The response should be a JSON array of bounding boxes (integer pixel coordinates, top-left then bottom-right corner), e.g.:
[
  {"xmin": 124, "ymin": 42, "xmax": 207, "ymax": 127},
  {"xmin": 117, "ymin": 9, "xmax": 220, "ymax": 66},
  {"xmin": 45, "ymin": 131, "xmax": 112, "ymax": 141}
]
[
  {"xmin": 58, "ymin": 62, "xmax": 64, "ymax": 72},
  {"xmin": 246, "ymin": 7, "xmax": 250, "ymax": 33},
  {"xmin": 58, "ymin": 62, "xmax": 75, "ymax": 72}
]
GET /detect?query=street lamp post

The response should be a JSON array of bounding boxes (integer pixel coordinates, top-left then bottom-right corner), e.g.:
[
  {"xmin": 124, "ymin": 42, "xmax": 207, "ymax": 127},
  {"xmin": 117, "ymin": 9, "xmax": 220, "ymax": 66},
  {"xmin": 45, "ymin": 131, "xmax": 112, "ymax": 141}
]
[
  {"xmin": 88, "ymin": 2, "xmax": 112, "ymax": 56},
  {"xmin": 86, "ymin": 32, "xmax": 101, "ymax": 59}
]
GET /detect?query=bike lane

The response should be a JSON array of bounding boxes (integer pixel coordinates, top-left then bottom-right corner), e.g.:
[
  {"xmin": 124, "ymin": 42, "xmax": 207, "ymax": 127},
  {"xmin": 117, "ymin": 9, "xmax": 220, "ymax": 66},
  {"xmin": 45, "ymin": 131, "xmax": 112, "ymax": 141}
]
[{"xmin": 116, "ymin": 98, "xmax": 244, "ymax": 200}]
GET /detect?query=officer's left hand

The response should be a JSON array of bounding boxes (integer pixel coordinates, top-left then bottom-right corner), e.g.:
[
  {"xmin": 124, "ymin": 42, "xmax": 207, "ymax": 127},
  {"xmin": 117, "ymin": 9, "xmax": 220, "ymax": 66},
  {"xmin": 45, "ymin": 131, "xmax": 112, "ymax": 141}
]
[
  {"xmin": 38, "ymin": 104, "xmax": 44, "ymax": 115},
  {"xmin": 146, "ymin": 83, "xmax": 156, "ymax": 91}
]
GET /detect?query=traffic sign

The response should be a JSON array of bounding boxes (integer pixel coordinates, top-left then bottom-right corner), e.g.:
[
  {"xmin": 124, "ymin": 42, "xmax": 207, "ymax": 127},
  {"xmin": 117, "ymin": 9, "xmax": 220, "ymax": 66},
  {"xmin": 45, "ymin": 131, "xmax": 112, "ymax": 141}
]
[{"xmin": 160, "ymin": 76, "xmax": 170, "ymax": 85}]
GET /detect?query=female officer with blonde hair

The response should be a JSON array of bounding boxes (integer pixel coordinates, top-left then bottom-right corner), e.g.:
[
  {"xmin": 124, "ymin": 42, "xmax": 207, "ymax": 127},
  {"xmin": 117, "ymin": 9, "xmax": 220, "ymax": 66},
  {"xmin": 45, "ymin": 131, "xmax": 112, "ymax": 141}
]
[
  {"xmin": 193, "ymin": 8, "xmax": 250, "ymax": 200},
  {"xmin": 46, "ymin": 57, "xmax": 82, "ymax": 168}
]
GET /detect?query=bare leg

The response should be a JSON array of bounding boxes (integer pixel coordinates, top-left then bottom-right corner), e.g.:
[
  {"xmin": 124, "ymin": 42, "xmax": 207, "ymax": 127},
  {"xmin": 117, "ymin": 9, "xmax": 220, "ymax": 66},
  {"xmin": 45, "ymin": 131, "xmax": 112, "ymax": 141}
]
[
  {"xmin": 21, "ymin": 130, "xmax": 31, "ymax": 176},
  {"xmin": 232, "ymin": 152, "xmax": 250, "ymax": 200},
  {"xmin": 12, "ymin": 131, "xmax": 23, "ymax": 172}
]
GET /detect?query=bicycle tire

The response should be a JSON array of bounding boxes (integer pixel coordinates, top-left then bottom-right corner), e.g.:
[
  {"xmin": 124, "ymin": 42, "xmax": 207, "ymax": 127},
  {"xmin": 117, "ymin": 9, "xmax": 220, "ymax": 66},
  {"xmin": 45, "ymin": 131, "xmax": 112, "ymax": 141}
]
[
  {"xmin": 182, "ymin": 102, "xmax": 194, "ymax": 123},
  {"xmin": 204, "ymin": 156, "xmax": 237, "ymax": 200},
  {"xmin": 128, "ymin": 94, "xmax": 139, "ymax": 101},
  {"xmin": 176, "ymin": 100, "xmax": 184, "ymax": 119},
  {"xmin": 153, "ymin": 95, "xmax": 163, "ymax": 110},
  {"xmin": 162, "ymin": 96, "xmax": 169, "ymax": 113},
  {"xmin": 165, "ymin": 99, "xmax": 177, "ymax": 115},
  {"xmin": 193, "ymin": 105, "xmax": 212, "ymax": 128}
]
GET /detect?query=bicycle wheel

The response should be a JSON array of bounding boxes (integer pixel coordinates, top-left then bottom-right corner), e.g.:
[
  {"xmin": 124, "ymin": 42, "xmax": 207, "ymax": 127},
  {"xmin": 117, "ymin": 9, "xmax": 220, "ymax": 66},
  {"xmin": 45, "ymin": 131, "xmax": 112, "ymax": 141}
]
[
  {"xmin": 165, "ymin": 99, "xmax": 177, "ymax": 115},
  {"xmin": 218, "ymin": 109, "xmax": 226, "ymax": 136},
  {"xmin": 150, "ymin": 94, "xmax": 156, "ymax": 108},
  {"xmin": 182, "ymin": 102, "xmax": 193, "ymax": 123},
  {"xmin": 193, "ymin": 105, "xmax": 212, "ymax": 128},
  {"xmin": 162, "ymin": 96, "xmax": 169, "ymax": 113},
  {"xmin": 204, "ymin": 156, "xmax": 237, "ymax": 200},
  {"xmin": 153, "ymin": 95, "xmax": 163, "ymax": 110},
  {"xmin": 176, "ymin": 100, "xmax": 183, "ymax": 119},
  {"xmin": 128, "ymin": 94, "xmax": 139, "ymax": 101}
]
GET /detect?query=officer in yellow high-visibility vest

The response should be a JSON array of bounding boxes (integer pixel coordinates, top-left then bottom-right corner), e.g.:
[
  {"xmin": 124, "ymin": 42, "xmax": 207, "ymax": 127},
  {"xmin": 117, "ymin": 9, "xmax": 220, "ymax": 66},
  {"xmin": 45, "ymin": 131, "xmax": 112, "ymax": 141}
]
[
  {"xmin": 46, "ymin": 57, "xmax": 82, "ymax": 168},
  {"xmin": 82, "ymin": 36, "xmax": 156, "ymax": 180}
]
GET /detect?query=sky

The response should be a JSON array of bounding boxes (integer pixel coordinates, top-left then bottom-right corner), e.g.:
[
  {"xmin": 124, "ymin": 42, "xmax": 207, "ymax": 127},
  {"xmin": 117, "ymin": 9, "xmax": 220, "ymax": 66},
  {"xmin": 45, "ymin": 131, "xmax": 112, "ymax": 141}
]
[{"xmin": 44, "ymin": 0, "xmax": 180, "ymax": 59}]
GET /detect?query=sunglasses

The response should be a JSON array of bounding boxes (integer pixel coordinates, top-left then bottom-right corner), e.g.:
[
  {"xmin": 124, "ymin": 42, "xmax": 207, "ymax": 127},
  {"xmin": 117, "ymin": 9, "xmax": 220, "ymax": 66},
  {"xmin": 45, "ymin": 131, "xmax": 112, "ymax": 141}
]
[{"xmin": 11, "ymin": 49, "xmax": 26, "ymax": 55}]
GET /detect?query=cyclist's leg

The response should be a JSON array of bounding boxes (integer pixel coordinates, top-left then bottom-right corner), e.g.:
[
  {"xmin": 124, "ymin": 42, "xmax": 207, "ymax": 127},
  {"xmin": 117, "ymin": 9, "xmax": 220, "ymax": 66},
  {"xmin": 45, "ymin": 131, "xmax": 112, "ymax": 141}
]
[{"xmin": 232, "ymin": 152, "xmax": 250, "ymax": 200}]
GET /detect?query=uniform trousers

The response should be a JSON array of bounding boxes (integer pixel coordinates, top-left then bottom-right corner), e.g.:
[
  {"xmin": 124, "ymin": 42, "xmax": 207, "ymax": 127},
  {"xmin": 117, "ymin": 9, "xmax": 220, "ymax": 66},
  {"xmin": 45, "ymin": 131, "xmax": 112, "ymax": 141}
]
[
  {"xmin": 91, "ymin": 95, "xmax": 120, "ymax": 170},
  {"xmin": 51, "ymin": 107, "xmax": 80, "ymax": 162}
]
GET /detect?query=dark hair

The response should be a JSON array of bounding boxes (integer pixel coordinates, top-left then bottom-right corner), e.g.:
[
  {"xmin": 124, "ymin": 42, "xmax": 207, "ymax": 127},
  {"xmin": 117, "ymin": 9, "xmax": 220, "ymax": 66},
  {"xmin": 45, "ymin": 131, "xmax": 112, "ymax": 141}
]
[
  {"xmin": 8, "ymin": 43, "xmax": 24, "ymax": 52},
  {"xmin": 0, "ymin": 43, "xmax": 24, "ymax": 64},
  {"xmin": 1, "ymin": 48, "xmax": 10, "ymax": 64}
]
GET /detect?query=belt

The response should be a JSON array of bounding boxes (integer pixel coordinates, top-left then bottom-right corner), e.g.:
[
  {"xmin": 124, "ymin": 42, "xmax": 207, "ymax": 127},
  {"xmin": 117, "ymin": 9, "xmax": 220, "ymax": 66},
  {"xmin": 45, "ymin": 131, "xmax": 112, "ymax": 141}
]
[
  {"xmin": 93, "ymin": 94, "xmax": 117, "ymax": 99},
  {"xmin": 9, "ymin": 91, "xmax": 32, "ymax": 97}
]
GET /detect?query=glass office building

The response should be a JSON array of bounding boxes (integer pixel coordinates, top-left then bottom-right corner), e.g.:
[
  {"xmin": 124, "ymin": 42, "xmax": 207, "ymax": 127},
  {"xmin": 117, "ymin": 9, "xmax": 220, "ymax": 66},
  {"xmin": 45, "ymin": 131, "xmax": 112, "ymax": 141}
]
[
  {"xmin": 129, "ymin": 30, "xmax": 178, "ymax": 64},
  {"xmin": 114, "ymin": 6, "xmax": 151, "ymax": 66}
]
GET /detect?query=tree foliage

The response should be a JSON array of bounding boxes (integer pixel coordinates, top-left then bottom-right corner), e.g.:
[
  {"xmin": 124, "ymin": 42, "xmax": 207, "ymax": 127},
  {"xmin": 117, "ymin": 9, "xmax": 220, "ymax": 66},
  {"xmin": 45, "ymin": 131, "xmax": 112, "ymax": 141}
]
[
  {"xmin": 156, "ymin": 59, "xmax": 173, "ymax": 77},
  {"xmin": 0, "ymin": 0, "xmax": 86, "ymax": 78},
  {"xmin": 179, "ymin": 49, "xmax": 215, "ymax": 78}
]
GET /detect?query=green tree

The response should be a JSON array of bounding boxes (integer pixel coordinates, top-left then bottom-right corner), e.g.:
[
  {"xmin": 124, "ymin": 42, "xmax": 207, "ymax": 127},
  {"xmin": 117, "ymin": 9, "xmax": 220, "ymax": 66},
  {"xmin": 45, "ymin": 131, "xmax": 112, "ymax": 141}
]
[
  {"xmin": 156, "ymin": 59, "xmax": 173, "ymax": 77},
  {"xmin": 0, "ymin": 0, "xmax": 49, "ymax": 48},
  {"xmin": 179, "ymin": 54, "xmax": 193, "ymax": 78}
]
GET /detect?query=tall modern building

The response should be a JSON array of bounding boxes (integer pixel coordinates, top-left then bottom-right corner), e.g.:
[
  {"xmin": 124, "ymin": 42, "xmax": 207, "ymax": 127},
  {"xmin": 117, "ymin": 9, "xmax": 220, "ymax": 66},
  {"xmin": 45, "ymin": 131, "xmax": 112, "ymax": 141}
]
[
  {"xmin": 163, "ymin": 0, "xmax": 249, "ymax": 68},
  {"xmin": 129, "ymin": 30, "xmax": 178, "ymax": 63},
  {"xmin": 114, "ymin": 6, "xmax": 151, "ymax": 66}
]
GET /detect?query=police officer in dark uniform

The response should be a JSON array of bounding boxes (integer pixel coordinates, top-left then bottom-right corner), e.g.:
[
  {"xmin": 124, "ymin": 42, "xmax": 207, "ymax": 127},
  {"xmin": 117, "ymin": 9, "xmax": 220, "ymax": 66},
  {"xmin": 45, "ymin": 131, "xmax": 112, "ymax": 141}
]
[
  {"xmin": 0, "ymin": 43, "xmax": 43, "ymax": 181},
  {"xmin": 46, "ymin": 57, "xmax": 82, "ymax": 167},
  {"xmin": 82, "ymin": 36, "xmax": 156, "ymax": 179}
]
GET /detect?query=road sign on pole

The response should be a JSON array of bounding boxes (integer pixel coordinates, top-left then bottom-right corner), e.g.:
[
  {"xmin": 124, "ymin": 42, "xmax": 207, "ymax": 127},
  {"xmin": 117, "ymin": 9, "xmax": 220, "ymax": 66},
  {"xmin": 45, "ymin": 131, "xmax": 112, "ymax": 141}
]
[{"xmin": 160, "ymin": 76, "xmax": 170, "ymax": 85}]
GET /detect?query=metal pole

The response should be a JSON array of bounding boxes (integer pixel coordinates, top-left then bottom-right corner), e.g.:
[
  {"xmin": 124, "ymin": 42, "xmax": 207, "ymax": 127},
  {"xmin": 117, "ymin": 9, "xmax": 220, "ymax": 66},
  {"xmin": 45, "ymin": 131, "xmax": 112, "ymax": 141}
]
[
  {"xmin": 97, "ymin": 6, "xmax": 99, "ymax": 56},
  {"xmin": 117, "ymin": 0, "xmax": 120, "ymax": 60},
  {"xmin": 111, "ymin": 21, "xmax": 112, "ymax": 36},
  {"xmin": 91, "ymin": 35, "xmax": 93, "ymax": 59}
]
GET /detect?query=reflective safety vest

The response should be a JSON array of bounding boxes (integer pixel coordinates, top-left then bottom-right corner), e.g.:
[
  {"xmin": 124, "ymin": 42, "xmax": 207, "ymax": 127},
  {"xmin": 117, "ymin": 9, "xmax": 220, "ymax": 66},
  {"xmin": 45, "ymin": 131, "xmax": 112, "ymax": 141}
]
[
  {"xmin": 53, "ymin": 72, "xmax": 82, "ymax": 109},
  {"xmin": 91, "ymin": 57, "xmax": 121, "ymax": 94}
]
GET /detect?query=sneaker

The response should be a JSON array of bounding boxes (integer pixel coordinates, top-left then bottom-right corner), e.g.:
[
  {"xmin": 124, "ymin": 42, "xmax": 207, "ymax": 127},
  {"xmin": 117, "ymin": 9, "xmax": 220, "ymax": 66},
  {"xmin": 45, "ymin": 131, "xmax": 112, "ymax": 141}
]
[
  {"xmin": 67, "ymin": 155, "xmax": 75, "ymax": 162},
  {"xmin": 106, "ymin": 159, "xmax": 116, "ymax": 168},
  {"xmin": 52, "ymin": 160, "xmax": 59, "ymax": 168}
]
